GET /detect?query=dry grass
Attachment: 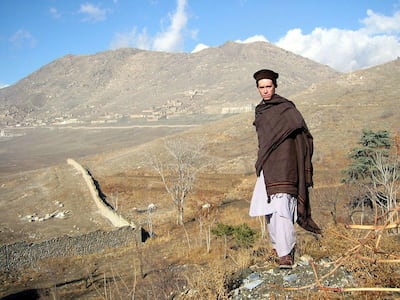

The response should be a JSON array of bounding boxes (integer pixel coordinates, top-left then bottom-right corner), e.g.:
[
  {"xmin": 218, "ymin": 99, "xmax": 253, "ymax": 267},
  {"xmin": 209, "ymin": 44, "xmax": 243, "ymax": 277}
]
[{"xmin": 2, "ymin": 167, "xmax": 399, "ymax": 300}]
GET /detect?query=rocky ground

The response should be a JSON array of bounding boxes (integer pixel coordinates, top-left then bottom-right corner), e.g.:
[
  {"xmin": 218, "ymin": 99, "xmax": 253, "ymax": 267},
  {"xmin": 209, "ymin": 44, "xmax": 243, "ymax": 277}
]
[{"xmin": 231, "ymin": 255, "xmax": 355, "ymax": 299}]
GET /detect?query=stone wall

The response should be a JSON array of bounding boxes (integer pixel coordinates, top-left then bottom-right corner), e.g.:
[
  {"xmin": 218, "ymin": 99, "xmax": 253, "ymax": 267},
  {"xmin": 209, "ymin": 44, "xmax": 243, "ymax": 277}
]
[{"xmin": 0, "ymin": 226, "xmax": 141, "ymax": 272}]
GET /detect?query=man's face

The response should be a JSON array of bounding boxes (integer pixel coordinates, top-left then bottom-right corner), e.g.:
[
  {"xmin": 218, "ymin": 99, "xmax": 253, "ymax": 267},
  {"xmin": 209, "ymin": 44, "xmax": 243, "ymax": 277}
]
[{"xmin": 257, "ymin": 79, "xmax": 275, "ymax": 100}]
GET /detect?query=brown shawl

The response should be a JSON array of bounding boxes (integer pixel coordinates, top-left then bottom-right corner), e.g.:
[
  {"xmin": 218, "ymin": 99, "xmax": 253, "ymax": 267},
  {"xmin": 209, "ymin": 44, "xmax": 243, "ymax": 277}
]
[{"xmin": 254, "ymin": 94, "xmax": 321, "ymax": 234}]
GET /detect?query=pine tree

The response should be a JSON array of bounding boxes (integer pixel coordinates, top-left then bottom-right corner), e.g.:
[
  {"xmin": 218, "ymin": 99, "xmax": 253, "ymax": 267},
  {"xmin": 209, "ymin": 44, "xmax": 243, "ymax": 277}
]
[{"xmin": 342, "ymin": 129, "xmax": 392, "ymax": 183}]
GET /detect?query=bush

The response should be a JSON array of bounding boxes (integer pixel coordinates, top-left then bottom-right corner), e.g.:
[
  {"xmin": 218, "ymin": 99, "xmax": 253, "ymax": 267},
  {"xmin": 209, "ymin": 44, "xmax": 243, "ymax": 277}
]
[{"xmin": 212, "ymin": 223, "xmax": 256, "ymax": 248}]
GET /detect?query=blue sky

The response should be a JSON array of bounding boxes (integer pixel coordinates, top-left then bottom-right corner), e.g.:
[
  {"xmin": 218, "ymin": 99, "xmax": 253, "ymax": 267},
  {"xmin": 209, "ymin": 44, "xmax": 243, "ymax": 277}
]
[{"xmin": 1, "ymin": 0, "xmax": 400, "ymax": 88}]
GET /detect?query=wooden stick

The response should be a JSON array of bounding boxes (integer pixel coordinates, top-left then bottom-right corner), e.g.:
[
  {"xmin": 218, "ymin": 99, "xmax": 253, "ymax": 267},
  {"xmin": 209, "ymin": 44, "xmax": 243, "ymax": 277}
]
[
  {"xmin": 345, "ymin": 223, "xmax": 399, "ymax": 230},
  {"xmin": 341, "ymin": 287, "xmax": 400, "ymax": 292},
  {"xmin": 355, "ymin": 255, "xmax": 400, "ymax": 264},
  {"xmin": 310, "ymin": 259, "xmax": 322, "ymax": 288},
  {"xmin": 375, "ymin": 231, "xmax": 383, "ymax": 249}
]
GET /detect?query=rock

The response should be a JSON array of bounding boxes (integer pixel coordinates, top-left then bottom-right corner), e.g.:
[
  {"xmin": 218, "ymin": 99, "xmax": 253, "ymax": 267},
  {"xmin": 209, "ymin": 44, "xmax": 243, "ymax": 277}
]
[
  {"xmin": 298, "ymin": 254, "xmax": 313, "ymax": 265},
  {"xmin": 243, "ymin": 272, "xmax": 264, "ymax": 290},
  {"xmin": 283, "ymin": 274, "xmax": 298, "ymax": 282}
]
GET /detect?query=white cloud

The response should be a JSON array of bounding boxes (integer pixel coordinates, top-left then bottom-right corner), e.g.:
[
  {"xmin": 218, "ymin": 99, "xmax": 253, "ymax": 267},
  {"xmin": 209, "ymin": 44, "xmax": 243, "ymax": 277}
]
[
  {"xmin": 275, "ymin": 9, "xmax": 400, "ymax": 72},
  {"xmin": 191, "ymin": 43, "xmax": 209, "ymax": 53},
  {"xmin": 110, "ymin": 0, "xmax": 189, "ymax": 52},
  {"xmin": 9, "ymin": 29, "xmax": 37, "ymax": 49},
  {"xmin": 0, "ymin": 82, "xmax": 9, "ymax": 89},
  {"xmin": 79, "ymin": 3, "xmax": 107, "ymax": 22},
  {"xmin": 235, "ymin": 35, "xmax": 269, "ymax": 44},
  {"xmin": 49, "ymin": 7, "xmax": 61, "ymax": 19},
  {"xmin": 191, "ymin": 35, "xmax": 268, "ymax": 53},
  {"xmin": 153, "ymin": 0, "xmax": 188, "ymax": 51},
  {"xmin": 361, "ymin": 9, "xmax": 400, "ymax": 34},
  {"xmin": 110, "ymin": 28, "xmax": 152, "ymax": 50}
]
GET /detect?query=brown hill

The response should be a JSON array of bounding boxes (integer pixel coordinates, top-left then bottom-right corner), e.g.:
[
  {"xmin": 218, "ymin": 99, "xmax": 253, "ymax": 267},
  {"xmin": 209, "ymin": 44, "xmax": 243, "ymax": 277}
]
[
  {"xmin": 0, "ymin": 41, "xmax": 339, "ymax": 126},
  {"xmin": 294, "ymin": 58, "xmax": 400, "ymax": 167},
  {"xmin": 82, "ymin": 58, "xmax": 400, "ymax": 176}
]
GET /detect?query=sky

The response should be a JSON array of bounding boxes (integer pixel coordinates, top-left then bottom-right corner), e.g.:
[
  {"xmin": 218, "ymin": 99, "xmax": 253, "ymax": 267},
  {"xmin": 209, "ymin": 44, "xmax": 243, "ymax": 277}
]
[{"xmin": 1, "ymin": 0, "xmax": 400, "ymax": 88}]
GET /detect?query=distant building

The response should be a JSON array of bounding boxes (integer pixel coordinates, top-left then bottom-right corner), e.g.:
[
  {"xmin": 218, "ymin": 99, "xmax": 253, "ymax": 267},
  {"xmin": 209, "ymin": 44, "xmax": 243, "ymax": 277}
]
[{"xmin": 221, "ymin": 104, "xmax": 254, "ymax": 114}]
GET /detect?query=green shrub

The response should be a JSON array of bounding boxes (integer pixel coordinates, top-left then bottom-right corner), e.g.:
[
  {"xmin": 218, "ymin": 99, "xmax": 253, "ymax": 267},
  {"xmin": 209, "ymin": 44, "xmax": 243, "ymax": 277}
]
[{"xmin": 212, "ymin": 223, "xmax": 256, "ymax": 248}]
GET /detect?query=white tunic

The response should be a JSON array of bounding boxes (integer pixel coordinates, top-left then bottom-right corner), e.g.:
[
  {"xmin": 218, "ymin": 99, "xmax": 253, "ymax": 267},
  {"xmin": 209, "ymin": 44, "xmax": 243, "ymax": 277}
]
[{"xmin": 249, "ymin": 171, "xmax": 284, "ymax": 216}]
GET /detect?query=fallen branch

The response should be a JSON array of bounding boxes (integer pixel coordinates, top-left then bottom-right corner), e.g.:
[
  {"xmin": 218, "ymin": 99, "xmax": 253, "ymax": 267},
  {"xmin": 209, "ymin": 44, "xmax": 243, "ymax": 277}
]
[
  {"xmin": 278, "ymin": 203, "xmax": 400, "ymax": 296},
  {"xmin": 310, "ymin": 259, "xmax": 322, "ymax": 287},
  {"xmin": 309, "ymin": 260, "xmax": 331, "ymax": 298},
  {"xmin": 345, "ymin": 223, "xmax": 400, "ymax": 230},
  {"xmin": 341, "ymin": 287, "xmax": 400, "ymax": 293},
  {"xmin": 355, "ymin": 255, "xmax": 400, "ymax": 264}
]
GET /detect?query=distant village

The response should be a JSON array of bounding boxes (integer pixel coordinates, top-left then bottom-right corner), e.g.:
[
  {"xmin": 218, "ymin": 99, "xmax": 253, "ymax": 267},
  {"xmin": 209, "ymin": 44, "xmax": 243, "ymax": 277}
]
[{"xmin": 0, "ymin": 98, "xmax": 254, "ymax": 128}]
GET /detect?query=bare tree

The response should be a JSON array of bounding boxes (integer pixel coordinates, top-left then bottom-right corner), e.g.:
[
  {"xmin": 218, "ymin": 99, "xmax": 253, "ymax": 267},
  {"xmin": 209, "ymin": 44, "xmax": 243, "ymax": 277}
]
[
  {"xmin": 149, "ymin": 137, "xmax": 207, "ymax": 225},
  {"xmin": 195, "ymin": 200, "xmax": 219, "ymax": 253},
  {"xmin": 368, "ymin": 152, "xmax": 399, "ymax": 229}
]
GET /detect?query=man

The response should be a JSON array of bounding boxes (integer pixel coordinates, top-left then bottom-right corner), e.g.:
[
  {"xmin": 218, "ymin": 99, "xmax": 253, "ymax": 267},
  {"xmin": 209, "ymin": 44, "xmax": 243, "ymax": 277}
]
[{"xmin": 249, "ymin": 69, "xmax": 321, "ymax": 269}]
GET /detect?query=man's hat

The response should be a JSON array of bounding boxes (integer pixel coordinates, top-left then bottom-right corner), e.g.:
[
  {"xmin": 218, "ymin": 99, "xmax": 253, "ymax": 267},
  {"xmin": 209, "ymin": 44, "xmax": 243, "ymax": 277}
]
[{"xmin": 253, "ymin": 69, "xmax": 279, "ymax": 87}]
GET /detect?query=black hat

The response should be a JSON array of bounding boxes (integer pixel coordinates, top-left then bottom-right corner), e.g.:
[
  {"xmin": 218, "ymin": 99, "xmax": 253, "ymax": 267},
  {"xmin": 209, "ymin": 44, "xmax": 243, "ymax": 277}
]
[{"xmin": 253, "ymin": 69, "xmax": 279, "ymax": 87}]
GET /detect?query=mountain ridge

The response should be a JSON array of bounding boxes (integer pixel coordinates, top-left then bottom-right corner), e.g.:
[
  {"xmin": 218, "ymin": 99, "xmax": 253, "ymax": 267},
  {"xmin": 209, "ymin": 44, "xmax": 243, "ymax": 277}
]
[{"xmin": 0, "ymin": 41, "xmax": 340, "ymax": 126}]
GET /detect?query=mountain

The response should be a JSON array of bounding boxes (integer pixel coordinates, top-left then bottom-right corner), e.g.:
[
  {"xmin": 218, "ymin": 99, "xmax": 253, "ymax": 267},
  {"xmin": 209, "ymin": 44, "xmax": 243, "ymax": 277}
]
[
  {"xmin": 83, "ymin": 58, "xmax": 400, "ymax": 175},
  {"xmin": 0, "ymin": 41, "xmax": 339, "ymax": 126},
  {"xmin": 0, "ymin": 43, "xmax": 398, "ymax": 174},
  {"xmin": 293, "ymin": 58, "xmax": 400, "ymax": 167}
]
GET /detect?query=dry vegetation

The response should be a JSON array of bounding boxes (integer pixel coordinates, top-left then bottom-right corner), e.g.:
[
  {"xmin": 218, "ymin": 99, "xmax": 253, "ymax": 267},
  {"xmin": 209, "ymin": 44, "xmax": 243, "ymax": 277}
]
[
  {"xmin": 1, "ymin": 124, "xmax": 399, "ymax": 299},
  {"xmin": 1, "ymin": 129, "xmax": 399, "ymax": 299},
  {"xmin": 2, "ymin": 164, "xmax": 399, "ymax": 299}
]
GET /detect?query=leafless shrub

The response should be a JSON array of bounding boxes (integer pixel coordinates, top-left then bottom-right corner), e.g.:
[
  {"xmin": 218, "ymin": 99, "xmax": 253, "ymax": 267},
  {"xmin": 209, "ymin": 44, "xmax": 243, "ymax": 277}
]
[
  {"xmin": 348, "ymin": 193, "xmax": 374, "ymax": 225},
  {"xmin": 86, "ymin": 264, "xmax": 139, "ymax": 300},
  {"xmin": 193, "ymin": 197, "xmax": 219, "ymax": 253},
  {"xmin": 368, "ymin": 152, "xmax": 399, "ymax": 230},
  {"xmin": 148, "ymin": 136, "xmax": 209, "ymax": 225}
]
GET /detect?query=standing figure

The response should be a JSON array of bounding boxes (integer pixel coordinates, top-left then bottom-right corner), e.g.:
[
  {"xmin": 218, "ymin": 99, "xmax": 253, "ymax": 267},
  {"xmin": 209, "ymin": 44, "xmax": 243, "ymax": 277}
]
[{"xmin": 250, "ymin": 69, "xmax": 321, "ymax": 269}]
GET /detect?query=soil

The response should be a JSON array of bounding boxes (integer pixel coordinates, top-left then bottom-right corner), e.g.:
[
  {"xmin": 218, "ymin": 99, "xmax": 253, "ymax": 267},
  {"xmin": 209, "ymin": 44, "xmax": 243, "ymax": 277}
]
[
  {"xmin": 0, "ymin": 125, "xmax": 194, "ymax": 244},
  {"xmin": 0, "ymin": 163, "xmax": 115, "ymax": 246}
]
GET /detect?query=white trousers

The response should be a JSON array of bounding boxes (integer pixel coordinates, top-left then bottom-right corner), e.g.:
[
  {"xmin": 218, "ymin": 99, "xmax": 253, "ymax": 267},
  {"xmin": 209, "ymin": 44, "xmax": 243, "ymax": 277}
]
[
  {"xmin": 266, "ymin": 193, "xmax": 297, "ymax": 257},
  {"xmin": 249, "ymin": 171, "xmax": 297, "ymax": 257}
]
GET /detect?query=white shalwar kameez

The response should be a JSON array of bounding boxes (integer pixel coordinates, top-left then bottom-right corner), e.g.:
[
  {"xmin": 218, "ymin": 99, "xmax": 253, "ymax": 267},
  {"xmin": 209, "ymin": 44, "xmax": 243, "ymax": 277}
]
[{"xmin": 249, "ymin": 171, "xmax": 297, "ymax": 257}]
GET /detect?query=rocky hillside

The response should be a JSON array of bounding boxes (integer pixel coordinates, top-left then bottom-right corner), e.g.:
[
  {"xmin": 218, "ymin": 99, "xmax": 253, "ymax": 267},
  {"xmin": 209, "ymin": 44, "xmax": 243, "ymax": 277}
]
[
  {"xmin": 293, "ymin": 58, "xmax": 400, "ymax": 167},
  {"xmin": 0, "ymin": 41, "xmax": 339, "ymax": 126},
  {"xmin": 80, "ymin": 58, "xmax": 400, "ymax": 176}
]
